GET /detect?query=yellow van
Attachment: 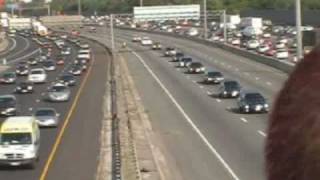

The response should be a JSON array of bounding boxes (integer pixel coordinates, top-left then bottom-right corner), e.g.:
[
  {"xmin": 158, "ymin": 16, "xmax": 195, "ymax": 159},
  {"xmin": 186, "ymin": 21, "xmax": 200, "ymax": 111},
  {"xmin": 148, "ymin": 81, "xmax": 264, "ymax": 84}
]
[{"xmin": 0, "ymin": 116, "xmax": 40, "ymax": 168}]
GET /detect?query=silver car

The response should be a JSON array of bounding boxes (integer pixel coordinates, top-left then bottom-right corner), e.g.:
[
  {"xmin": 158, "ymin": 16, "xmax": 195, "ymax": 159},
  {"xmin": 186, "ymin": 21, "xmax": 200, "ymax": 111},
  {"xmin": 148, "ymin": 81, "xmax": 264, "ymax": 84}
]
[
  {"xmin": 46, "ymin": 83, "xmax": 71, "ymax": 102},
  {"xmin": 34, "ymin": 108, "xmax": 60, "ymax": 127}
]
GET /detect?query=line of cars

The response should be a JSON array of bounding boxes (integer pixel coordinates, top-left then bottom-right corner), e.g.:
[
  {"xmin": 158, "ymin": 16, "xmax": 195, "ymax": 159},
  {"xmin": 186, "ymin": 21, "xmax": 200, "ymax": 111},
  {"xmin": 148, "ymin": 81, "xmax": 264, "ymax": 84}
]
[
  {"xmin": 0, "ymin": 30, "xmax": 91, "ymax": 169},
  {"xmin": 132, "ymin": 36, "xmax": 269, "ymax": 114}
]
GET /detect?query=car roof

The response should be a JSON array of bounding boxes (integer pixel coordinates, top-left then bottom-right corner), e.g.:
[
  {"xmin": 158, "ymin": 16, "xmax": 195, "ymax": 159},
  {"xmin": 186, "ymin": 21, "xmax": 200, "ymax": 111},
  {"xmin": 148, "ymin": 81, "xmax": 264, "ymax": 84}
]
[
  {"xmin": 35, "ymin": 107, "xmax": 56, "ymax": 112},
  {"xmin": 0, "ymin": 94, "xmax": 16, "ymax": 99},
  {"xmin": 1, "ymin": 116, "xmax": 35, "ymax": 133}
]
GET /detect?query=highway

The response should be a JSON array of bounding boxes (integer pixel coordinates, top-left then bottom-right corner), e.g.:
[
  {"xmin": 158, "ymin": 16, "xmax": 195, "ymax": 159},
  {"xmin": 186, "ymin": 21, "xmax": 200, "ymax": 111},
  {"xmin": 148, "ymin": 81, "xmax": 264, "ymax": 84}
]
[
  {"xmin": 0, "ymin": 33, "xmax": 110, "ymax": 180},
  {"xmin": 66, "ymin": 25, "xmax": 289, "ymax": 180}
]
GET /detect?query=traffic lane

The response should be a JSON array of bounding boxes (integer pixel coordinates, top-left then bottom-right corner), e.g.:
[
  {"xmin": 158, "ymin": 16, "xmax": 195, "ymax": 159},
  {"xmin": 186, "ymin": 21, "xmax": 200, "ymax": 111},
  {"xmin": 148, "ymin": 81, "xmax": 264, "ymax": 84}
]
[
  {"xmin": 0, "ymin": 41, "xmax": 80, "ymax": 180},
  {"xmin": 0, "ymin": 36, "xmax": 24, "ymax": 59},
  {"xmin": 44, "ymin": 40, "xmax": 108, "ymax": 180},
  {"xmin": 77, "ymin": 27, "xmax": 267, "ymax": 179},
  {"xmin": 102, "ymin": 32, "xmax": 270, "ymax": 131},
  {"xmin": 114, "ymin": 29, "xmax": 287, "ymax": 93},
  {"xmin": 5, "ymin": 35, "xmax": 33, "ymax": 61},
  {"xmin": 120, "ymin": 45, "xmax": 266, "ymax": 180},
  {"xmin": 0, "ymin": 37, "xmax": 16, "ymax": 57},
  {"xmin": 120, "ymin": 49, "xmax": 237, "ymax": 180}
]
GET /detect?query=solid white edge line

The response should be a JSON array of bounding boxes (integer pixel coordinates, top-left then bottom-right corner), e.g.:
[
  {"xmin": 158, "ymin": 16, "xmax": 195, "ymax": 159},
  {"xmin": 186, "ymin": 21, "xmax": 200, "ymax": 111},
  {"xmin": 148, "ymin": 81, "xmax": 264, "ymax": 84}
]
[
  {"xmin": 258, "ymin": 130, "xmax": 267, "ymax": 137},
  {"xmin": 240, "ymin": 118, "xmax": 248, "ymax": 123},
  {"xmin": 129, "ymin": 48, "xmax": 241, "ymax": 180}
]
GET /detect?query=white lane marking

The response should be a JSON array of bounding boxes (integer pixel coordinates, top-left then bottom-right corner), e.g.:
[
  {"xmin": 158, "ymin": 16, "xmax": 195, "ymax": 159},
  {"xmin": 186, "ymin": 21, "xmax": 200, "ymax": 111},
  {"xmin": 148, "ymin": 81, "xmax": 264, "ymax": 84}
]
[
  {"xmin": 244, "ymin": 72, "xmax": 250, "ymax": 76},
  {"xmin": 0, "ymin": 37, "xmax": 17, "ymax": 56},
  {"xmin": 227, "ymin": 65, "xmax": 232, "ymax": 69},
  {"xmin": 255, "ymin": 77, "xmax": 260, "ymax": 80},
  {"xmin": 36, "ymin": 99, "xmax": 40, "ymax": 103},
  {"xmin": 192, "ymin": 80, "xmax": 197, "ymax": 83},
  {"xmin": 6, "ymin": 36, "xmax": 30, "ymax": 59},
  {"xmin": 186, "ymin": 76, "xmax": 190, "ymax": 79},
  {"xmin": 207, "ymin": 91, "xmax": 212, "ymax": 95},
  {"xmin": 41, "ymin": 93, "xmax": 45, "ymax": 96},
  {"xmin": 216, "ymin": 99, "xmax": 222, "ymax": 103},
  {"xmin": 8, "ymin": 48, "xmax": 41, "ymax": 64},
  {"xmin": 240, "ymin": 118, "xmax": 248, "ymax": 123},
  {"xmin": 29, "ymin": 107, "xmax": 33, "ymax": 111},
  {"xmin": 258, "ymin": 130, "xmax": 267, "ymax": 137},
  {"xmin": 200, "ymin": 86, "xmax": 204, "ymax": 89},
  {"xmin": 235, "ymin": 68, "xmax": 239, "ymax": 72},
  {"xmin": 267, "ymin": 82, "xmax": 272, "ymax": 86},
  {"xmin": 130, "ymin": 49, "xmax": 240, "ymax": 180}
]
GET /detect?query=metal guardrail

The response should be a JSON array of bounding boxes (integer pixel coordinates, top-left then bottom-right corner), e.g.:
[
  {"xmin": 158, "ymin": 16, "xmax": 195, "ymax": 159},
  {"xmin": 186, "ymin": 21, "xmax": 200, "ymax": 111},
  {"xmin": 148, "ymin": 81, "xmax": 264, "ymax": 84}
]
[{"xmin": 117, "ymin": 26, "xmax": 295, "ymax": 74}]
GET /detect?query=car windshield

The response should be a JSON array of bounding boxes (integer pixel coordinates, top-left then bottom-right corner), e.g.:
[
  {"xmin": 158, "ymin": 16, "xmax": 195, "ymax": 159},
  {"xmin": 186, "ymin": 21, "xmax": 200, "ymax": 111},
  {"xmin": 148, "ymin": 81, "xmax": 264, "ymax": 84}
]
[
  {"xmin": 182, "ymin": 58, "xmax": 192, "ymax": 62},
  {"xmin": 190, "ymin": 63, "xmax": 202, "ymax": 67},
  {"xmin": 207, "ymin": 72, "xmax": 222, "ymax": 77},
  {"xmin": 44, "ymin": 61, "xmax": 54, "ymax": 66},
  {"xmin": 35, "ymin": 109, "xmax": 55, "ymax": 116},
  {"xmin": 224, "ymin": 82, "xmax": 240, "ymax": 90},
  {"xmin": 61, "ymin": 75, "xmax": 74, "ymax": 80},
  {"xmin": 3, "ymin": 73, "xmax": 15, "ymax": 78},
  {"xmin": 0, "ymin": 133, "xmax": 32, "ymax": 145},
  {"xmin": 245, "ymin": 93, "xmax": 265, "ymax": 102},
  {"xmin": 51, "ymin": 85, "xmax": 67, "ymax": 92},
  {"xmin": 31, "ymin": 70, "xmax": 43, "ymax": 74}
]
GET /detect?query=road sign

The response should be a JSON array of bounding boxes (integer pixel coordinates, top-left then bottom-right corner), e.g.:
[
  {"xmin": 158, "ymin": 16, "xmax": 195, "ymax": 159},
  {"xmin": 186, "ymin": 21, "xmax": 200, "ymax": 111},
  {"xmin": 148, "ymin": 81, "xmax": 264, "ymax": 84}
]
[{"xmin": 133, "ymin": 4, "xmax": 200, "ymax": 22}]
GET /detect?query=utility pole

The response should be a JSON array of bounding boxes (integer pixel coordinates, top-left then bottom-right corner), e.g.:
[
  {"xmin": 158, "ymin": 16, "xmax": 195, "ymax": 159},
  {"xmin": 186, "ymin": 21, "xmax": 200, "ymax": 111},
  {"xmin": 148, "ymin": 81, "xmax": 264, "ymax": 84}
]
[
  {"xmin": 140, "ymin": 0, "xmax": 143, "ymax": 7},
  {"xmin": 203, "ymin": 0, "xmax": 208, "ymax": 39},
  {"xmin": 78, "ymin": 0, "xmax": 82, "ymax": 15},
  {"xmin": 11, "ymin": 6, "xmax": 14, "ymax": 17},
  {"xmin": 47, "ymin": 4, "xmax": 51, "ymax": 16},
  {"xmin": 223, "ymin": 10, "xmax": 227, "ymax": 43},
  {"xmin": 110, "ymin": 14, "xmax": 115, "ymax": 55},
  {"xmin": 296, "ymin": 0, "xmax": 303, "ymax": 60}
]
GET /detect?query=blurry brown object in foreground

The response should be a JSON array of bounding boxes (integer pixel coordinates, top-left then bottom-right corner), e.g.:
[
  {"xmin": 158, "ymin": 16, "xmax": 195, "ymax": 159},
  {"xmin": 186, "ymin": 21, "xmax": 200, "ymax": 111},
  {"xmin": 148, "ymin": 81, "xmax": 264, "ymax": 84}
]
[{"xmin": 266, "ymin": 45, "xmax": 320, "ymax": 180}]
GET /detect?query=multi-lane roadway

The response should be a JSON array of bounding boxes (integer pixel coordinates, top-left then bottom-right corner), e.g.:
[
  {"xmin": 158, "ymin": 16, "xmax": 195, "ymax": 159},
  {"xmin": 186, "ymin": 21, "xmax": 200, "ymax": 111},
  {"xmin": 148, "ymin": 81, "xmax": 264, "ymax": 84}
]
[
  {"xmin": 67, "ymin": 25, "xmax": 289, "ymax": 180},
  {"xmin": 0, "ymin": 33, "xmax": 110, "ymax": 180}
]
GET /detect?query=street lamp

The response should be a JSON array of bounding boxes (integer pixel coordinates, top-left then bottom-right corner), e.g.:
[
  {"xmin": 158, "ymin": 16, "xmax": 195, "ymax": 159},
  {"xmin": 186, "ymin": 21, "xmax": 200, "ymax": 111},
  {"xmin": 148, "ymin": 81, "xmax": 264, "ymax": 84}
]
[
  {"xmin": 203, "ymin": 0, "xmax": 208, "ymax": 39},
  {"xmin": 296, "ymin": 0, "xmax": 303, "ymax": 60},
  {"xmin": 78, "ymin": 0, "xmax": 82, "ymax": 15}
]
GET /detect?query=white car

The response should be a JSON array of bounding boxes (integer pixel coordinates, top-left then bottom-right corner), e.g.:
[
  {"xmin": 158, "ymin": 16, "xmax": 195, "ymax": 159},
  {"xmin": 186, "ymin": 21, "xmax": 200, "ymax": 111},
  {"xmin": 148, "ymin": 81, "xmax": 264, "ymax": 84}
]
[
  {"xmin": 231, "ymin": 39, "xmax": 241, "ymax": 46},
  {"xmin": 275, "ymin": 49, "xmax": 289, "ymax": 59},
  {"xmin": 187, "ymin": 28, "xmax": 199, "ymax": 37},
  {"xmin": 28, "ymin": 68, "xmax": 47, "ymax": 83},
  {"xmin": 141, "ymin": 37, "xmax": 153, "ymax": 46},
  {"xmin": 262, "ymin": 33, "xmax": 271, "ymax": 38},
  {"xmin": 257, "ymin": 45, "xmax": 270, "ymax": 54},
  {"xmin": 132, "ymin": 36, "xmax": 141, "ymax": 42},
  {"xmin": 275, "ymin": 42, "xmax": 286, "ymax": 49},
  {"xmin": 246, "ymin": 40, "xmax": 260, "ymax": 50},
  {"xmin": 77, "ymin": 49, "xmax": 91, "ymax": 59}
]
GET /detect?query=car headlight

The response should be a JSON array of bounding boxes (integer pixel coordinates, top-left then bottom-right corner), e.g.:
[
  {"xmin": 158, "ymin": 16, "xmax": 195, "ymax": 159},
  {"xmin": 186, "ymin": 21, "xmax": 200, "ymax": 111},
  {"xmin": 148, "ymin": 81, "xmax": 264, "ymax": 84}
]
[
  {"xmin": 5, "ymin": 108, "xmax": 15, "ymax": 112},
  {"xmin": 223, "ymin": 91, "xmax": 227, "ymax": 94},
  {"xmin": 264, "ymin": 104, "xmax": 269, "ymax": 108},
  {"xmin": 24, "ymin": 149, "xmax": 36, "ymax": 159},
  {"xmin": 245, "ymin": 105, "xmax": 250, "ymax": 109},
  {"xmin": 17, "ymin": 87, "xmax": 22, "ymax": 90},
  {"xmin": 27, "ymin": 86, "xmax": 32, "ymax": 90}
]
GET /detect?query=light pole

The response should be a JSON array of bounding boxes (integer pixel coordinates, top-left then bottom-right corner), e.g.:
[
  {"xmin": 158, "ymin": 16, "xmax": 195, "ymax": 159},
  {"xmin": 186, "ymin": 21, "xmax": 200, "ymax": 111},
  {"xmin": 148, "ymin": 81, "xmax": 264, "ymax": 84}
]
[
  {"xmin": 110, "ymin": 14, "xmax": 115, "ymax": 55},
  {"xmin": 296, "ymin": 0, "xmax": 303, "ymax": 60},
  {"xmin": 78, "ymin": 0, "xmax": 82, "ymax": 15},
  {"xmin": 140, "ymin": 0, "xmax": 143, "ymax": 7},
  {"xmin": 223, "ymin": 10, "xmax": 227, "ymax": 43},
  {"xmin": 203, "ymin": 0, "xmax": 208, "ymax": 39}
]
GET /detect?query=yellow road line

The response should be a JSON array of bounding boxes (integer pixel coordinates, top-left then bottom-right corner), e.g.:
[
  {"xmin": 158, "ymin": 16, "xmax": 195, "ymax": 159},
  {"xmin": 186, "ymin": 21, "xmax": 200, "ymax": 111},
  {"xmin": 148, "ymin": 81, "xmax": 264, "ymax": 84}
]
[{"xmin": 39, "ymin": 53, "xmax": 95, "ymax": 180}]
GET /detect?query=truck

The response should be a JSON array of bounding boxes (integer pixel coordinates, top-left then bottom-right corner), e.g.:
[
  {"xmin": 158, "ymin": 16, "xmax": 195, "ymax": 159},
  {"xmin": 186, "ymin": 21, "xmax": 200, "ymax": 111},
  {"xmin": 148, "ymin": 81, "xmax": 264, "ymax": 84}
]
[
  {"xmin": 0, "ymin": 116, "xmax": 40, "ymax": 168},
  {"xmin": 8, "ymin": 18, "xmax": 32, "ymax": 29},
  {"xmin": 240, "ymin": 17, "xmax": 263, "ymax": 29}
]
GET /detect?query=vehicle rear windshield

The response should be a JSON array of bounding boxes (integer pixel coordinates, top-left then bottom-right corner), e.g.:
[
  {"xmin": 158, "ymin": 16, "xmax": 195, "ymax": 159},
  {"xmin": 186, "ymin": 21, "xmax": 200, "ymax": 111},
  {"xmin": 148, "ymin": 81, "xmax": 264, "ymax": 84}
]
[
  {"xmin": 207, "ymin": 72, "xmax": 222, "ymax": 77},
  {"xmin": 31, "ymin": 70, "xmax": 43, "ymax": 74},
  {"xmin": 0, "ymin": 133, "xmax": 32, "ymax": 145},
  {"xmin": 35, "ymin": 110, "xmax": 55, "ymax": 116},
  {"xmin": 51, "ymin": 86, "xmax": 67, "ymax": 92}
]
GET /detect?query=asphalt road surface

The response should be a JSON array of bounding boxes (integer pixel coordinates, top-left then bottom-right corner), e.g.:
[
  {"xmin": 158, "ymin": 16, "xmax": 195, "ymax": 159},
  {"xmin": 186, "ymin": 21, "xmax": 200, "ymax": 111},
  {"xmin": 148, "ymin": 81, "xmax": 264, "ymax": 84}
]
[
  {"xmin": 0, "ymin": 33, "xmax": 110, "ymax": 180},
  {"xmin": 66, "ymin": 25, "xmax": 289, "ymax": 180}
]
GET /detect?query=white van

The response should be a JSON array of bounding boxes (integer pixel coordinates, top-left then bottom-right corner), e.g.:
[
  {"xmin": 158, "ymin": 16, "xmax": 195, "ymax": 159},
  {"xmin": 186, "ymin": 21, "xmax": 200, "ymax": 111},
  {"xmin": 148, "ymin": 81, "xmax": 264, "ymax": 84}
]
[{"xmin": 0, "ymin": 116, "xmax": 40, "ymax": 168}]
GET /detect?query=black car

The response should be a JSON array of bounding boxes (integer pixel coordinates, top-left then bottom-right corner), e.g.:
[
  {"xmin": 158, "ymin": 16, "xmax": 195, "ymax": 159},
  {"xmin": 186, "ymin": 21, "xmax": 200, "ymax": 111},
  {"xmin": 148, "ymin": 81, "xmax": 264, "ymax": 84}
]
[
  {"xmin": 0, "ymin": 95, "xmax": 17, "ymax": 116},
  {"xmin": 43, "ymin": 60, "xmax": 56, "ymax": 71},
  {"xmin": 15, "ymin": 65, "xmax": 29, "ymax": 76},
  {"xmin": 27, "ymin": 57, "xmax": 38, "ymax": 66},
  {"xmin": 15, "ymin": 82, "xmax": 34, "ymax": 94},
  {"xmin": 58, "ymin": 74, "xmax": 76, "ymax": 86},
  {"xmin": 203, "ymin": 71, "xmax": 224, "ymax": 84},
  {"xmin": 218, "ymin": 80, "xmax": 241, "ymax": 98},
  {"xmin": 237, "ymin": 91, "xmax": 269, "ymax": 113},
  {"xmin": 0, "ymin": 72, "xmax": 17, "ymax": 84},
  {"xmin": 187, "ymin": 62, "xmax": 205, "ymax": 73},
  {"xmin": 17, "ymin": 61, "xmax": 29, "ymax": 69},
  {"xmin": 152, "ymin": 42, "xmax": 162, "ymax": 50},
  {"xmin": 172, "ymin": 52, "xmax": 184, "ymax": 62}
]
